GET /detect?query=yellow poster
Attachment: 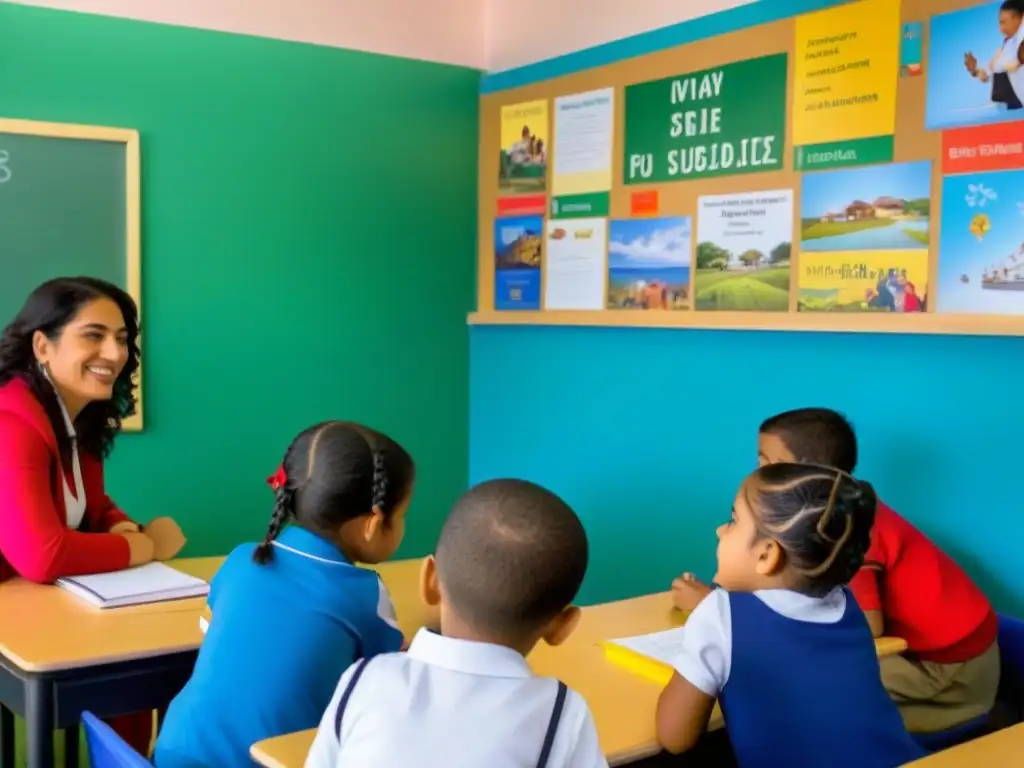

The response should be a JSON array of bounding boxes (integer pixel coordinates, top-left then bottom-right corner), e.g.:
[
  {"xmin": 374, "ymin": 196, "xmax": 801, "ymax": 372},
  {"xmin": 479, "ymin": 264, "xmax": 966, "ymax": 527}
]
[
  {"xmin": 792, "ymin": 0, "xmax": 900, "ymax": 149},
  {"xmin": 798, "ymin": 251, "xmax": 929, "ymax": 312},
  {"xmin": 499, "ymin": 100, "xmax": 549, "ymax": 196}
]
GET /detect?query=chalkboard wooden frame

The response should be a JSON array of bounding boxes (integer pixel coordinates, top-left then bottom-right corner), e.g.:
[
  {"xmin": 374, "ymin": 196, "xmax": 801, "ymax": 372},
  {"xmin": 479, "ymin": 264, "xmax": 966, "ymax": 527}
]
[{"xmin": 0, "ymin": 118, "xmax": 142, "ymax": 430}]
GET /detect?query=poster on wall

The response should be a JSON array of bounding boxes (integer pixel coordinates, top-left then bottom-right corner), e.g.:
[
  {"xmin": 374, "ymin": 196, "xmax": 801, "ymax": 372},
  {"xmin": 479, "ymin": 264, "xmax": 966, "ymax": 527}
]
[
  {"xmin": 937, "ymin": 157, "xmax": 1024, "ymax": 314},
  {"xmin": 926, "ymin": 2, "xmax": 1024, "ymax": 131},
  {"xmin": 499, "ymin": 100, "xmax": 548, "ymax": 197},
  {"xmin": 607, "ymin": 218, "xmax": 691, "ymax": 310},
  {"xmin": 544, "ymin": 218, "xmax": 607, "ymax": 310},
  {"xmin": 791, "ymin": 0, "xmax": 900, "ymax": 171},
  {"xmin": 494, "ymin": 215, "xmax": 543, "ymax": 310},
  {"xmin": 552, "ymin": 88, "xmax": 614, "ymax": 199},
  {"xmin": 798, "ymin": 161, "xmax": 932, "ymax": 312},
  {"xmin": 623, "ymin": 54, "xmax": 787, "ymax": 184},
  {"xmin": 694, "ymin": 190, "xmax": 793, "ymax": 311}
]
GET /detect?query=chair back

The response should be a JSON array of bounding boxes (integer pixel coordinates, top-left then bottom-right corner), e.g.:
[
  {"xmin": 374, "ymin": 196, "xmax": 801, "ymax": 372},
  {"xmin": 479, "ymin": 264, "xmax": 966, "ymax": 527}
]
[{"xmin": 82, "ymin": 712, "xmax": 154, "ymax": 768}]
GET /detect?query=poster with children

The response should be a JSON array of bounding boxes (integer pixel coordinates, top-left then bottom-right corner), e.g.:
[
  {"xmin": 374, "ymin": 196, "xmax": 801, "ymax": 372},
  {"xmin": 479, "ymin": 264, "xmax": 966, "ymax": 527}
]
[
  {"xmin": 937, "ymin": 168, "xmax": 1024, "ymax": 314},
  {"xmin": 798, "ymin": 162, "xmax": 931, "ymax": 312},
  {"xmin": 607, "ymin": 218, "xmax": 691, "ymax": 310},
  {"xmin": 499, "ymin": 100, "xmax": 549, "ymax": 196},
  {"xmin": 926, "ymin": 2, "xmax": 1024, "ymax": 130}
]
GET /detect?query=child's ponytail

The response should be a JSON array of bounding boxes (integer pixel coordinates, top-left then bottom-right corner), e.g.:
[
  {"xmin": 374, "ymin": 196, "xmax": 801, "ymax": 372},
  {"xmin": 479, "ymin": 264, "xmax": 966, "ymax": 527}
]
[{"xmin": 253, "ymin": 463, "xmax": 296, "ymax": 565}]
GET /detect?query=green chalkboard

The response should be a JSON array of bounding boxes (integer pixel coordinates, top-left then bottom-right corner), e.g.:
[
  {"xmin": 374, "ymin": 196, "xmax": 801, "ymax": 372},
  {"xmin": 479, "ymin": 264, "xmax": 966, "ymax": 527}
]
[{"xmin": 0, "ymin": 120, "xmax": 141, "ymax": 427}]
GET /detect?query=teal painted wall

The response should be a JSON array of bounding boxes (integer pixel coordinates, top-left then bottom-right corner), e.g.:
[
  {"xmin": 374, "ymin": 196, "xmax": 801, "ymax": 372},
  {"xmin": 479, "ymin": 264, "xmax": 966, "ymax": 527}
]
[
  {"xmin": 0, "ymin": 4, "xmax": 479, "ymax": 559},
  {"xmin": 470, "ymin": 326, "xmax": 1024, "ymax": 613}
]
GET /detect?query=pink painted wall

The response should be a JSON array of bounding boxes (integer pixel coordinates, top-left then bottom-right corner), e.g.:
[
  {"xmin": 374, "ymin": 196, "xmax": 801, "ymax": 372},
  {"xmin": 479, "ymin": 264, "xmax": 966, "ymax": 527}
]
[
  {"xmin": 3, "ymin": 0, "xmax": 487, "ymax": 68},
  {"xmin": 5, "ymin": 0, "xmax": 756, "ymax": 72},
  {"xmin": 485, "ymin": 0, "xmax": 757, "ymax": 72}
]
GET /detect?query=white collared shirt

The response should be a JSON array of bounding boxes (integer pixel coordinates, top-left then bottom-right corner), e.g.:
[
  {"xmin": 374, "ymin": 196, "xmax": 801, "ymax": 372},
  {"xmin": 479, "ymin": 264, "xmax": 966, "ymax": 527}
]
[
  {"xmin": 671, "ymin": 587, "xmax": 846, "ymax": 696},
  {"xmin": 305, "ymin": 628, "xmax": 608, "ymax": 768},
  {"xmin": 53, "ymin": 389, "xmax": 86, "ymax": 530}
]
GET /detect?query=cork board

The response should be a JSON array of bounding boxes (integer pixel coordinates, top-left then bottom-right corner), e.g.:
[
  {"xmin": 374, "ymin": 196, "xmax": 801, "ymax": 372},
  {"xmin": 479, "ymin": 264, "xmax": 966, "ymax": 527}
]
[{"xmin": 474, "ymin": 0, "xmax": 1024, "ymax": 336}]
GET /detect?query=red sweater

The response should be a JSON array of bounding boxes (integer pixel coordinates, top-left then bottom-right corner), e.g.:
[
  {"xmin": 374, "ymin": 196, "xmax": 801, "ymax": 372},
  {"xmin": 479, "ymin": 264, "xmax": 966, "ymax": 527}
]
[
  {"xmin": 0, "ymin": 377, "xmax": 131, "ymax": 583},
  {"xmin": 849, "ymin": 502, "xmax": 997, "ymax": 664}
]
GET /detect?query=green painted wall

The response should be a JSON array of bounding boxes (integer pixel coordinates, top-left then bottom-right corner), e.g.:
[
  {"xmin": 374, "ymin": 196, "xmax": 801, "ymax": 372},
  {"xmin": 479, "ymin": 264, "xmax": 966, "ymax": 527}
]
[{"xmin": 0, "ymin": 4, "xmax": 479, "ymax": 560}]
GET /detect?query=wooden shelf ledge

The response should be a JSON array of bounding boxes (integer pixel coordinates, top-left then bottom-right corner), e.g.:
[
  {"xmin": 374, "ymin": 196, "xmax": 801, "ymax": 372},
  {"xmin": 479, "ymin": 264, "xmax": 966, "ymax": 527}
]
[{"xmin": 467, "ymin": 311, "xmax": 1024, "ymax": 337}]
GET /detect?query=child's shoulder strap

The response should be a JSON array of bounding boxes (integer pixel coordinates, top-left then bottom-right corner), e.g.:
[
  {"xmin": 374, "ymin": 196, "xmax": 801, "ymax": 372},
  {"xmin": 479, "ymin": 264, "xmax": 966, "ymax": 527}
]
[
  {"xmin": 535, "ymin": 680, "xmax": 569, "ymax": 768},
  {"xmin": 333, "ymin": 657, "xmax": 372, "ymax": 739}
]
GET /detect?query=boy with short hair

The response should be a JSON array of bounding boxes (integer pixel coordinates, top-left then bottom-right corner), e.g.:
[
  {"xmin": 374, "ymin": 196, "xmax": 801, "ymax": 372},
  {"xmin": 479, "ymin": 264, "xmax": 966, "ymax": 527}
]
[
  {"xmin": 756, "ymin": 408, "xmax": 999, "ymax": 734},
  {"xmin": 305, "ymin": 478, "xmax": 608, "ymax": 768}
]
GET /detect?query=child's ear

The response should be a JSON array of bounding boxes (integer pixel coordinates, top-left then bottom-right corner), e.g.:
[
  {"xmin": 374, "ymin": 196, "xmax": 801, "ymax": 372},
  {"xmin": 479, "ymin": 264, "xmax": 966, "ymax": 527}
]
[
  {"xmin": 419, "ymin": 555, "xmax": 441, "ymax": 607},
  {"xmin": 754, "ymin": 539, "xmax": 784, "ymax": 576},
  {"xmin": 541, "ymin": 606, "xmax": 581, "ymax": 647},
  {"xmin": 363, "ymin": 508, "xmax": 385, "ymax": 543}
]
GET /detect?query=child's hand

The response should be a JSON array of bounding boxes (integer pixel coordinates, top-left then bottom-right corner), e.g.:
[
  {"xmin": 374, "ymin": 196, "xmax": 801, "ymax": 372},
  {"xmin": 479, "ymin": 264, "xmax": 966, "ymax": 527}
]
[{"xmin": 671, "ymin": 573, "xmax": 712, "ymax": 611}]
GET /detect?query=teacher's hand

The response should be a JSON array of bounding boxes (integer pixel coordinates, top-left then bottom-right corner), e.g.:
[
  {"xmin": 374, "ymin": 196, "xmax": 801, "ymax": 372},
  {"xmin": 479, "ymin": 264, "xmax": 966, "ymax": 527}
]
[
  {"xmin": 118, "ymin": 531, "xmax": 155, "ymax": 567},
  {"xmin": 144, "ymin": 517, "xmax": 187, "ymax": 561}
]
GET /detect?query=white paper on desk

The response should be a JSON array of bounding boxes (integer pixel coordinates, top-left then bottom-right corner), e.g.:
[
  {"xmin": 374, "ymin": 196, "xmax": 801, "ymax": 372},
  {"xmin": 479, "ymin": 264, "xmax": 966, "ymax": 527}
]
[
  {"xmin": 606, "ymin": 626, "xmax": 688, "ymax": 665},
  {"xmin": 56, "ymin": 562, "xmax": 209, "ymax": 609}
]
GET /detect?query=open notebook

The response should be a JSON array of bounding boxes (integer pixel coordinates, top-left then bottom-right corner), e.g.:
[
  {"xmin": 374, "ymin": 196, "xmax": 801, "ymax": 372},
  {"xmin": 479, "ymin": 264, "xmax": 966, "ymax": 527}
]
[
  {"xmin": 56, "ymin": 562, "xmax": 210, "ymax": 609},
  {"xmin": 600, "ymin": 626, "xmax": 688, "ymax": 686}
]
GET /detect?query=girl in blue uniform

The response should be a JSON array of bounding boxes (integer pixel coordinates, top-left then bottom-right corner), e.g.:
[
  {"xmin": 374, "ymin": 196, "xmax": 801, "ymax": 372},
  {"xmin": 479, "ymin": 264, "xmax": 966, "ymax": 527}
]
[
  {"xmin": 155, "ymin": 421, "xmax": 415, "ymax": 767},
  {"xmin": 656, "ymin": 463, "xmax": 924, "ymax": 768}
]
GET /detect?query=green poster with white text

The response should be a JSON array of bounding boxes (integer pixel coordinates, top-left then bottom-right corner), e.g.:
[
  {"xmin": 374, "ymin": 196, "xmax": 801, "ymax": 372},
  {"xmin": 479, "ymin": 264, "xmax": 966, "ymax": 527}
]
[{"xmin": 623, "ymin": 54, "xmax": 788, "ymax": 184}]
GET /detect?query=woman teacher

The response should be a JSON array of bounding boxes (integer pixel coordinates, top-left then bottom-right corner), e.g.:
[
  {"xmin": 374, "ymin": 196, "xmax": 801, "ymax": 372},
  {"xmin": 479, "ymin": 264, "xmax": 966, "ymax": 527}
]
[{"xmin": 0, "ymin": 276, "xmax": 185, "ymax": 752}]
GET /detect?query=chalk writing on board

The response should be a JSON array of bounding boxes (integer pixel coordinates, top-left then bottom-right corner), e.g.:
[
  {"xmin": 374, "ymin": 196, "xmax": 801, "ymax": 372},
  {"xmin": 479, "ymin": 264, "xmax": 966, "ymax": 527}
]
[{"xmin": 0, "ymin": 150, "xmax": 10, "ymax": 184}]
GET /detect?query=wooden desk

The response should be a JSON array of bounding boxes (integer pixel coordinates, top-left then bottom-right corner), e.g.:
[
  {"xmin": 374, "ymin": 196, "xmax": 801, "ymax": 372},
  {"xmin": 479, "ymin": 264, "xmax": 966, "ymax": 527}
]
[
  {"xmin": 903, "ymin": 722, "xmax": 1024, "ymax": 765},
  {"xmin": 0, "ymin": 555, "xmax": 425, "ymax": 768},
  {"xmin": 251, "ymin": 582, "xmax": 908, "ymax": 768}
]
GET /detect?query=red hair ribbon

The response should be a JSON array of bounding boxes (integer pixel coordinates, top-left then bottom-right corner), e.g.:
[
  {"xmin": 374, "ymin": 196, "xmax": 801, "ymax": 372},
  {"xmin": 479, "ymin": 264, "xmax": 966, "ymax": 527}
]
[{"xmin": 267, "ymin": 464, "xmax": 288, "ymax": 491}]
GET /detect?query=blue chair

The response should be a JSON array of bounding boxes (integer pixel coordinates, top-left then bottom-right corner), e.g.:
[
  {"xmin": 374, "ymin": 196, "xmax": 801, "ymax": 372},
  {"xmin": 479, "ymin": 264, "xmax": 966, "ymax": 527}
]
[
  {"xmin": 909, "ymin": 613, "xmax": 1024, "ymax": 752},
  {"xmin": 996, "ymin": 613, "xmax": 1024, "ymax": 721},
  {"xmin": 82, "ymin": 712, "xmax": 154, "ymax": 768},
  {"xmin": 911, "ymin": 712, "xmax": 989, "ymax": 753}
]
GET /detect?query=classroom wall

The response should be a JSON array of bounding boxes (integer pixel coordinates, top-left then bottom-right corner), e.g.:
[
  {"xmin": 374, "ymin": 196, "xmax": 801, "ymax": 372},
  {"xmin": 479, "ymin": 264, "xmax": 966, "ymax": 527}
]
[
  {"xmin": 2, "ymin": 0, "xmax": 486, "ymax": 68},
  {"xmin": 0, "ymin": 3, "xmax": 479, "ymax": 558},
  {"xmin": 470, "ymin": 0, "xmax": 1024, "ymax": 614},
  {"xmin": 485, "ymin": 0, "xmax": 757, "ymax": 72}
]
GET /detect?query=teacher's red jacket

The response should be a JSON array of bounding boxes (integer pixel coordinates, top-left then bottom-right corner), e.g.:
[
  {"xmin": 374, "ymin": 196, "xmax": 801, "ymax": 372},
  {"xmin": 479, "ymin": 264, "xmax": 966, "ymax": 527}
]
[{"xmin": 0, "ymin": 377, "xmax": 131, "ymax": 583}]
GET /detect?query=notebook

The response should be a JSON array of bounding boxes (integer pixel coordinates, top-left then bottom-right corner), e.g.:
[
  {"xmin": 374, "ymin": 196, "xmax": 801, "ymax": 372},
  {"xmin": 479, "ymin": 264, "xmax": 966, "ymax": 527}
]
[
  {"xmin": 599, "ymin": 626, "xmax": 688, "ymax": 686},
  {"xmin": 56, "ymin": 562, "xmax": 210, "ymax": 609}
]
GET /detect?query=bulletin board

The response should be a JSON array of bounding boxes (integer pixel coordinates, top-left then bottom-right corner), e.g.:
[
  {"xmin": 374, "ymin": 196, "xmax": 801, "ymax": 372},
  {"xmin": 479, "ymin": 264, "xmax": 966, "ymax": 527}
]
[{"xmin": 474, "ymin": 0, "xmax": 1024, "ymax": 336}]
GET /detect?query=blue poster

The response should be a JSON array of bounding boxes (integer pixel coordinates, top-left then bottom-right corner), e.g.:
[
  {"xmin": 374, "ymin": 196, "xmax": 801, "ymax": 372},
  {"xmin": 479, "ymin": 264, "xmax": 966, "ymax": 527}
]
[
  {"xmin": 494, "ymin": 214, "xmax": 542, "ymax": 310},
  {"xmin": 926, "ymin": 2, "xmax": 1024, "ymax": 130},
  {"xmin": 937, "ymin": 169, "xmax": 1024, "ymax": 314}
]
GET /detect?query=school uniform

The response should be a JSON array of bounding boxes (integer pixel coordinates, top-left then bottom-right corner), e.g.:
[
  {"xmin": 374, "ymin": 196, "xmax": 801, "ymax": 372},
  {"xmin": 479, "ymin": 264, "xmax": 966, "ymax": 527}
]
[
  {"xmin": 154, "ymin": 526, "xmax": 403, "ymax": 768},
  {"xmin": 672, "ymin": 587, "xmax": 923, "ymax": 768},
  {"xmin": 305, "ymin": 628, "xmax": 608, "ymax": 768},
  {"xmin": 849, "ymin": 503, "xmax": 999, "ymax": 732}
]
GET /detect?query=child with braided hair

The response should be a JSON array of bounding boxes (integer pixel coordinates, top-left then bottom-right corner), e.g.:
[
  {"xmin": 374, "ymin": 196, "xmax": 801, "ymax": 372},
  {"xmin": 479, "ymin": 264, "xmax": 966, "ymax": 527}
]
[
  {"xmin": 656, "ymin": 463, "xmax": 924, "ymax": 767},
  {"xmin": 155, "ymin": 421, "xmax": 415, "ymax": 768}
]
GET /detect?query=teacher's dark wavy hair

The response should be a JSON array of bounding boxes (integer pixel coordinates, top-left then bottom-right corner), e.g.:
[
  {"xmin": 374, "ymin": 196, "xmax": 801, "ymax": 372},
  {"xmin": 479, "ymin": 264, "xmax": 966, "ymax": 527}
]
[{"xmin": 0, "ymin": 277, "xmax": 140, "ymax": 462}]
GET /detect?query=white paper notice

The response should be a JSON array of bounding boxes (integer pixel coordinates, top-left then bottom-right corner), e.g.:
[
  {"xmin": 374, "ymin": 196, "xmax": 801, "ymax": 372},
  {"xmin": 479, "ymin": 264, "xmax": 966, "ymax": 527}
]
[
  {"xmin": 607, "ymin": 626, "xmax": 688, "ymax": 665},
  {"xmin": 553, "ymin": 88, "xmax": 614, "ymax": 193},
  {"xmin": 545, "ymin": 218, "xmax": 607, "ymax": 310}
]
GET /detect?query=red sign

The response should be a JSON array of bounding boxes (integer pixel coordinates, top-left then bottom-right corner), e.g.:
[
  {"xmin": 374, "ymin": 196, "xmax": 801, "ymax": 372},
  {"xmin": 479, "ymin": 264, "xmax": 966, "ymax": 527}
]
[
  {"xmin": 942, "ymin": 122, "xmax": 1024, "ymax": 175},
  {"xmin": 630, "ymin": 190, "xmax": 659, "ymax": 216},
  {"xmin": 497, "ymin": 194, "xmax": 546, "ymax": 216}
]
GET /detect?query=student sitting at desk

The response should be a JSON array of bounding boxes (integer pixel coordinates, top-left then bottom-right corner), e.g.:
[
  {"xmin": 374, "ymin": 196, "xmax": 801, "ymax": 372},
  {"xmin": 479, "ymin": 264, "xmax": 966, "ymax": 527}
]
[
  {"xmin": 0, "ymin": 277, "xmax": 187, "ymax": 753},
  {"xmin": 755, "ymin": 409, "xmax": 999, "ymax": 735},
  {"xmin": 305, "ymin": 478, "xmax": 607, "ymax": 768},
  {"xmin": 656, "ymin": 463, "xmax": 923, "ymax": 767},
  {"xmin": 155, "ymin": 421, "xmax": 415, "ymax": 768}
]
